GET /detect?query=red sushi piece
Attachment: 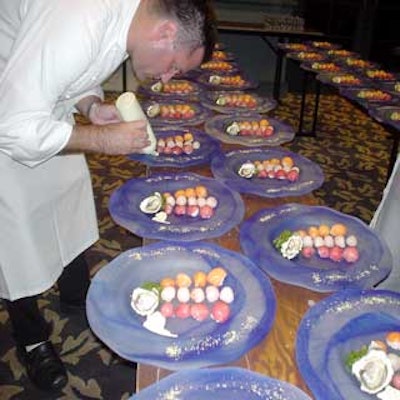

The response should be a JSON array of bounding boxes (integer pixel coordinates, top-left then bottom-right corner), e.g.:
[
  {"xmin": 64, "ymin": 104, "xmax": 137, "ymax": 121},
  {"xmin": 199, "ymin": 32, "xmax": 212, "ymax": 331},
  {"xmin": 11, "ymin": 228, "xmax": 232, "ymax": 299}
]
[
  {"xmin": 175, "ymin": 303, "xmax": 191, "ymax": 319},
  {"xmin": 287, "ymin": 169, "xmax": 299, "ymax": 182},
  {"xmin": 160, "ymin": 302, "xmax": 175, "ymax": 318},
  {"xmin": 302, "ymin": 246, "xmax": 315, "ymax": 258},
  {"xmin": 187, "ymin": 205, "xmax": 200, "ymax": 218},
  {"xmin": 190, "ymin": 303, "xmax": 210, "ymax": 321},
  {"xmin": 329, "ymin": 246, "xmax": 344, "ymax": 262},
  {"xmin": 317, "ymin": 246, "xmax": 330, "ymax": 259},
  {"xmin": 343, "ymin": 246, "xmax": 359, "ymax": 263},
  {"xmin": 199, "ymin": 205, "xmax": 214, "ymax": 219},
  {"xmin": 211, "ymin": 301, "xmax": 230, "ymax": 323},
  {"xmin": 174, "ymin": 205, "xmax": 187, "ymax": 216}
]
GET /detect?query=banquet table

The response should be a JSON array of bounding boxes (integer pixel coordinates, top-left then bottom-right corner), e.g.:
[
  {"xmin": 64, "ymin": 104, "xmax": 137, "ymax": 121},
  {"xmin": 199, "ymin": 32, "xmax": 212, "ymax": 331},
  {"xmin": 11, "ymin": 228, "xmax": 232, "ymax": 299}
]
[{"xmin": 135, "ymin": 145, "xmax": 328, "ymax": 397}]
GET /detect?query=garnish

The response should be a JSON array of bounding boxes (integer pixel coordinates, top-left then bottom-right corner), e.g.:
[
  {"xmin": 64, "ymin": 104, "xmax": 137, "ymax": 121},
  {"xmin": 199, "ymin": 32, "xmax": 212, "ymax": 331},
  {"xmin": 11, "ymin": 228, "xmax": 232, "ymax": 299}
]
[
  {"xmin": 273, "ymin": 230, "xmax": 294, "ymax": 250},
  {"xmin": 345, "ymin": 345, "xmax": 368, "ymax": 370}
]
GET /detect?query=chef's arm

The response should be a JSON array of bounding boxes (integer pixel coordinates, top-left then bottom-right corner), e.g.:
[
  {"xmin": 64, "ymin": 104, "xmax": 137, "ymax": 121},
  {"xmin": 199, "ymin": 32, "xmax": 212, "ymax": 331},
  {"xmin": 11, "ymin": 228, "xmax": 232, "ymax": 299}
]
[{"xmin": 65, "ymin": 120, "xmax": 150, "ymax": 155}]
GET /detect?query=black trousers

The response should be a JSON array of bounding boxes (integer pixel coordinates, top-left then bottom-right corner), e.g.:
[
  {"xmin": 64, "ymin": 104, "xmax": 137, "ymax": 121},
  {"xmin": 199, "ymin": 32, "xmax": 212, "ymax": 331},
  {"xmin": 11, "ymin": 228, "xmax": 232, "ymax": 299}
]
[{"xmin": 3, "ymin": 253, "xmax": 90, "ymax": 347}]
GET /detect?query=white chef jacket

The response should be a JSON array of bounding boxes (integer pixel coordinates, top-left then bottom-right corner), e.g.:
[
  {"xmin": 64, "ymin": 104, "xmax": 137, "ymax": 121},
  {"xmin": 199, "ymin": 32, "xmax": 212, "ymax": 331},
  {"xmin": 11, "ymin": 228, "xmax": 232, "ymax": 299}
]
[
  {"xmin": 371, "ymin": 154, "xmax": 400, "ymax": 292},
  {"xmin": 0, "ymin": 0, "xmax": 139, "ymax": 300}
]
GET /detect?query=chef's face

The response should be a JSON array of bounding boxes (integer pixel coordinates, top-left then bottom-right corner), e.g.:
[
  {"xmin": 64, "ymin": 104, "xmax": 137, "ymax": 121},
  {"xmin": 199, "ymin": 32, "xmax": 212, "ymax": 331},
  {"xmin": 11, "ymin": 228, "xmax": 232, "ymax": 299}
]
[{"xmin": 130, "ymin": 37, "xmax": 204, "ymax": 83}]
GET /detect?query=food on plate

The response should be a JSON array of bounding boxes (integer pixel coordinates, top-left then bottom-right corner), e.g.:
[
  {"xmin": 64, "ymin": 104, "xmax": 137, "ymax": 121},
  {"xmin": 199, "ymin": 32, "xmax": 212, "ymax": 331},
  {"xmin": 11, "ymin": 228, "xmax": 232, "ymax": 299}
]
[
  {"xmin": 310, "ymin": 62, "xmax": 341, "ymax": 72},
  {"xmin": 344, "ymin": 333, "xmax": 400, "ymax": 398},
  {"xmin": 215, "ymin": 93, "xmax": 258, "ymax": 108},
  {"xmin": 200, "ymin": 60, "xmax": 235, "ymax": 71},
  {"xmin": 208, "ymin": 74, "xmax": 247, "ymax": 87},
  {"xmin": 311, "ymin": 41, "xmax": 336, "ymax": 49},
  {"xmin": 366, "ymin": 69, "xmax": 396, "ymax": 81},
  {"xmin": 293, "ymin": 51, "xmax": 325, "ymax": 61},
  {"xmin": 146, "ymin": 103, "xmax": 196, "ymax": 119},
  {"xmin": 344, "ymin": 58, "xmax": 375, "ymax": 69},
  {"xmin": 150, "ymin": 80, "xmax": 195, "ymax": 94},
  {"xmin": 156, "ymin": 131, "xmax": 200, "ymax": 155},
  {"xmin": 395, "ymin": 83, "xmax": 400, "ymax": 92},
  {"xmin": 328, "ymin": 49, "xmax": 353, "ymax": 57},
  {"xmin": 283, "ymin": 43, "xmax": 308, "ymax": 51},
  {"xmin": 331, "ymin": 74, "xmax": 362, "ymax": 85},
  {"xmin": 237, "ymin": 156, "xmax": 300, "ymax": 182},
  {"xmin": 212, "ymin": 50, "xmax": 229, "ymax": 60},
  {"xmin": 130, "ymin": 267, "xmax": 234, "ymax": 337},
  {"xmin": 139, "ymin": 186, "xmax": 218, "ymax": 224},
  {"xmin": 390, "ymin": 111, "xmax": 400, "ymax": 121},
  {"xmin": 273, "ymin": 223, "xmax": 360, "ymax": 262},
  {"xmin": 356, "ymin": 90, "xmax": 392, "ymax": 102},
  {"xmin": 225, "ymin": 118, "xmax": 274, "ymax": 137}
]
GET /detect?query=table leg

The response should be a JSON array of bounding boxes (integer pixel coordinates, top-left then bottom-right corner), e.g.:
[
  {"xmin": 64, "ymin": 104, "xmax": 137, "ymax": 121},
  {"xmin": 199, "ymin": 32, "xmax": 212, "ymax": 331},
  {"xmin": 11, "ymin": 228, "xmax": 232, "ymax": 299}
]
[
  {"xmin": 273, "ymin": 49, "xmax": 284, "ymax": 101},
  {"xmin": 310, "ymin": 79, "xmax": 321, "ymax": 136}
]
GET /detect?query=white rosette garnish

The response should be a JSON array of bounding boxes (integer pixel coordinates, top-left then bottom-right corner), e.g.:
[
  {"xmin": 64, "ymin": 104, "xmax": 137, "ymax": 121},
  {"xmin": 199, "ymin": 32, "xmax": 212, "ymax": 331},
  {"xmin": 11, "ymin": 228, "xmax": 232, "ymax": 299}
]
[
  {"xmin": 352, "ymin": 349, "xmax": 394, "ymax": 395},
  {"xmin": 226, "ymin": 121, "xmax": 240, "ymax": 136},
  {"xmin": 209, "ymin": 75, "xmax": 222, "ymax": 85},
  {"xmin": 151, "ymin": 82, "xmax": 163, "ymax": 93},
  {"xmin": 130, "ymin": 287, "xmax": 159, "ymax": 317},
  {"xmin": 280, "ymin": 234, "xmax": 303, "ymax": 260},
  {"xmin": 139, "ymin": 192, "xmax": 163, "ymax": 214},
  {"xmin": 216, "ymin": 95, "xmax": 227, "ymax": 106},
  {"xmin": 238, "ymin": 161, "xmax": 256, "ymax": 179}
]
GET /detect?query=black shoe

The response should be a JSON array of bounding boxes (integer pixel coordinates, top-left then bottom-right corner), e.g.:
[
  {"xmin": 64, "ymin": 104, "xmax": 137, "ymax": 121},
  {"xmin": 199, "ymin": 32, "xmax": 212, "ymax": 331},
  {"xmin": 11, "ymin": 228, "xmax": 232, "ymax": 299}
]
[{"xmin": 17, "ymin": 341, "xmax": 68, "ymax": 391}]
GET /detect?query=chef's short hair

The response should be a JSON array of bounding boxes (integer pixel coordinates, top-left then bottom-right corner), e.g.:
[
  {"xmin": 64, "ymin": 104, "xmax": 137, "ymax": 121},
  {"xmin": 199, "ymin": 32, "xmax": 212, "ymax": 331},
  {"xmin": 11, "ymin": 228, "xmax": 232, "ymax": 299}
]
[{"xmin": 152, "ymin": 0, "xmax": 217, "ymax": 62}]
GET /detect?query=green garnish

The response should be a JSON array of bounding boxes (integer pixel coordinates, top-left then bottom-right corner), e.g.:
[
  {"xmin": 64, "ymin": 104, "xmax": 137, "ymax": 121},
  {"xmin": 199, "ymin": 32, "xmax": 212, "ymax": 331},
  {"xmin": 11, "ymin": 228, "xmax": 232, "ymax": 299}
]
[
  {"xmin": 344, "ymin": 346, "xmax": 368, "ymax": 371},
  {"xmin": 273, "ymin": 230, "xmax": 293, "ymax": 250},
  {"xmin": 141, "ymin": 281, "xmax": 162, "ymax": 294}
]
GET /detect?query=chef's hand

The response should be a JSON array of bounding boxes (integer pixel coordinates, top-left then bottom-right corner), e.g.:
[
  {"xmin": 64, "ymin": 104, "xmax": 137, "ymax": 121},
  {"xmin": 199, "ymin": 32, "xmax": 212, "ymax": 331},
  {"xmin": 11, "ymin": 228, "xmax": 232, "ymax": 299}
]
[
  {"xmin": 88, "ymin": 102, "xmax": 121, "ymax": 125},
  {"xmin": 100, "ymin": 120, "xmax": 151, "ymax": 154},
  {"xmin": 68, "ymin": 120, "xmax": 151, "ymax": 155}
]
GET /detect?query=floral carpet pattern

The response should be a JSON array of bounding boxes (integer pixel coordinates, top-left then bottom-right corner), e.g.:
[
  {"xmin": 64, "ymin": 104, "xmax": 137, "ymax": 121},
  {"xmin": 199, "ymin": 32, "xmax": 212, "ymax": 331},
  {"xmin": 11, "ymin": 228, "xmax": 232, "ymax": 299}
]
[{"xmin": 0, "ymin": 91, "xmax": 393, "ymax": 399}]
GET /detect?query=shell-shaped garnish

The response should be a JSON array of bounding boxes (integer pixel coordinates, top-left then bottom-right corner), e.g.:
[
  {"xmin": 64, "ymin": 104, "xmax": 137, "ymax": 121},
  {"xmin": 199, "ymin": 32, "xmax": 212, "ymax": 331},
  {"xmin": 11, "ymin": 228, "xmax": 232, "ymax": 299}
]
[
  {"xmin": 209, "ymin": 75, "xmax": 222, "ymax": 84},
  {"xmin": 226, "ymin": 122, "xmax": 240, "ymax": 135},
  {"xmin": 151, "ymin": 82, "xmax": 163, "ymax": 92},
  {"xmin": 216, "ymin": 95, "xmax": 227, "ymax": 106},
  {"xmin": 238, "ymin": 161, "xmax": 256, "ymax": 178},
  {"xmin": 146, "ymin": 103, "xmax": 161, "ymax": 118},
  {"xmin": 143, "ymin": 311, "xmax": 177, "ymax": 338},
  {"xmin": 139, "ymin": 192, "xmax": 163, "ymax": 214},
  {"xmin": 377, "ymin": 385, "xmax": 400, "ymax": 400},
  {"xmin": 280, "ymin": 234, "xmax": 303, "ymax": 260},
  {"xmin": 352, "ymin": 349, "xmax": 394, "ymax": 394},
  {"xmin": 131, "ymin": 287, "xmax": 159, "ymax": 316},
  {"xmin": 152, "ymin": 211, "xmax": 170, "ymax": 224}
]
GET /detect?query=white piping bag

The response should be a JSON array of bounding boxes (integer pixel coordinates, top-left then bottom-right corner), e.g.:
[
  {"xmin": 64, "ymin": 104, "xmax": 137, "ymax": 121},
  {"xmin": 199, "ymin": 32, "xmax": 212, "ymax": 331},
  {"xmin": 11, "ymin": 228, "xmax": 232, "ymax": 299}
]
[{"xmin": 115, "ymin": 92, "xmax": 157, "ymax": 155}]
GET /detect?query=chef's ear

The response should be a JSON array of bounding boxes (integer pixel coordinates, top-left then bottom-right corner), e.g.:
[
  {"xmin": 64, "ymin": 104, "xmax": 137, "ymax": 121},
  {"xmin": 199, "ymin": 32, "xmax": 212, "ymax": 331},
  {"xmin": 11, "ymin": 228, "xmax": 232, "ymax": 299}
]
[{"xmin": 154, "ymin": 19, "xmax": 178, "ymax": 45}]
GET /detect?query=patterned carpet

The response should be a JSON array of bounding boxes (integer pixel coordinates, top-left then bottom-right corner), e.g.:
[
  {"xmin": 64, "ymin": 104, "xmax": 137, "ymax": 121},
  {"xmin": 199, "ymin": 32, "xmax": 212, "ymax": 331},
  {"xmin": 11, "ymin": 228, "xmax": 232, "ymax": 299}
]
[{"xmin": 0, "ymin": 91, "xmax": 393, "ymax": 399}]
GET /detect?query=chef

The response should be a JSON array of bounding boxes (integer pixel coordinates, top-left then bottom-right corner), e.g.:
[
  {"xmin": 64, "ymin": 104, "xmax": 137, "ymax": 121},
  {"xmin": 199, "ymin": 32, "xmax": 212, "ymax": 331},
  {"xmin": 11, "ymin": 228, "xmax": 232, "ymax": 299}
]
[{"xmin": 0, "ymin": 0, "xmax": 216, "ymax": 391}]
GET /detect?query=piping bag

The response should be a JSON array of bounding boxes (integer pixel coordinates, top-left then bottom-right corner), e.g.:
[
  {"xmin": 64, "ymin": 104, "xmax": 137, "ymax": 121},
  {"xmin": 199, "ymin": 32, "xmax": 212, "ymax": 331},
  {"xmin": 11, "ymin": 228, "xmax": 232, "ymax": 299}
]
[{"xmin": 115, "ymin": 92, "xmax": 157, "ymax": 155}]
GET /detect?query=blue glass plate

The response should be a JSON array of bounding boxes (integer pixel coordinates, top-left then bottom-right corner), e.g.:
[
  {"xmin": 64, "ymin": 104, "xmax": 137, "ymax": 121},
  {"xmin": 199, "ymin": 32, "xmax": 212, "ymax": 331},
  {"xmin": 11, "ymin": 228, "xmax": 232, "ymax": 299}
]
[
  {"xmin": 239, "ymin": 204, "xmax": 392, "ymax": 292},
  {"xmin": 87, "ymin": 241, "xmax": 276, "ymax": 370},
  {"xmin": 339, "ymin": 87, "xmax": 398, "ymax": 108},
  {"xmin": 296, "ymin": 289, "xmax": 400, "ymax": 400},
  {"xmin": 286, "ymin": 51, "xmax": 326, "ymax": 62},
  {"xmin": 129, "ymin": 367, "xmax": 311, "ymax": 399},
  {"xmin": 128, "ymin": 128, "xmax": 221, "ymax": 168},
  {"xmin": 211, "ymin": 50, "xmax": 236, "ymax": 61},
  {"xmin": 316, "ymin": 73, "xmax": 369, "ymax": 88},
  {"xmin": 300, "ymin": 61, "xmax": 343, "ymax": 74},
  {"xmin": 109, "ymin": 172, "xmax": 245, "ymax": 241},
  {"xmin": 197, "ymin": 72, "xmax": 259, "ymax": 91},
  {"xmin": 368, "ymin": 105, "xmax": 400, "ymax": 131},
  {"xmin": 211, "ymin": 148, "xmax": 324, "ymax": 197},
  {"xmin": 200, "ymin": 90, "xmax": 277, "ymax": 114},
  {"xmin": 199, "ymin": 61, "xmax": 240, "ymax": 74},
  {"xmin": 141, "ymin": 99, "xmax": 212, "ymax": 127},
  {"xmin": 137, "ymin": 79, "xmax": 203, "ymax": 99},
  {"xmin": 204, "ymin": 113, "xmax": 295, "ymax": 147}
]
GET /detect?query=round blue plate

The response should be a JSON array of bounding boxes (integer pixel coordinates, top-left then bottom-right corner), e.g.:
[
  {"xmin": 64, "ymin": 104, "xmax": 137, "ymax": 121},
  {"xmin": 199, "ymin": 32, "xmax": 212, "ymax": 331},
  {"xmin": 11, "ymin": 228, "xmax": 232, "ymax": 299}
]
[
  {"xmin": 296, "ymin": 289, "xmax": 400, "ymax": 400},
  {"xmin": 316, "ymin": 73, "xmax": 369, "ymax": 88},
  {"xmin": 196, "ymin": 72, "xmax": 259, "ymax": 91},
  {"xmin": 239, "ymin": 204, "xmax": 392, "ymax": 292},
  {"xmin": 87, "ymin": 242, "xmax": 276, "ymax": 370},
  {"xmin": 211, "ymin": 148, "xmax": 324, "ymax": 197},
  {"xmin": 339, "ymin": 87, "xmax": 398, "ymax": 108},
  {"xmin": 137, "ymin": 79, "xmax": 203, "ymax": 99},
  {"xmin": 286, "ymin": 51, "xmax": 327, "ymax": 62},
  {"xmin": 129, "ymin": 367, "xmax": 312, "ymax": 399},
  {"xmin": 199, "ymin": 61, "xmax": 240, "ymax": 74},
  {"xmin": 368, "ymin": 105, "xmax": 400, "ymax": 131},
  {"xmin": 200, "ymin": 90, "xmax": 277, "ymax": 114},
  {"xmin": 128, "ymin": 128, "xmax": 221, "ymax": 168},
  {"xmin": 141, "ymin": 99, "xmax": 212, "ymax": 127},
  {"xmin": 204, "ymin": 113, "xmax": 295, "ymax": 147},
  {"xmin": 109, "ymin": 172, "xmax": 245, "ymax": 241}
]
